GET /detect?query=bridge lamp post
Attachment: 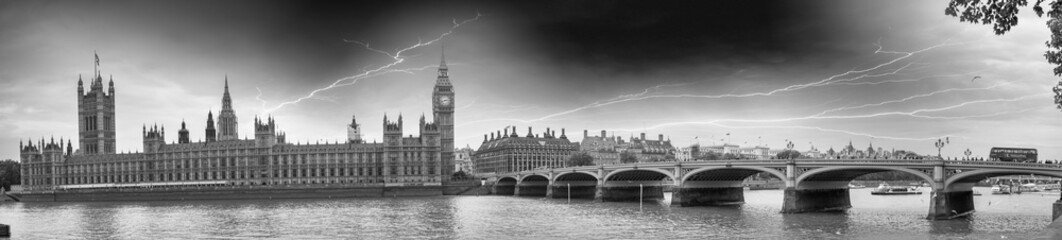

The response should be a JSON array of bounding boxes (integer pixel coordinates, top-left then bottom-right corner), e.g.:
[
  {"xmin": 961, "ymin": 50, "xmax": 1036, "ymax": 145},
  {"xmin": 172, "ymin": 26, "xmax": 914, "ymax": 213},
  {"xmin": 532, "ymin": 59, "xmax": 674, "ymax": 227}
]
[
  {"xmin": 964, "ymin": 148, "xmax": 972, "ymax": 161},
  {"xmin": 786, "ymin": 140, "xmax": 795, "ymax": 160},
  {"xmin": 934, "ymin": 138, "xmax": 949, "ymax": 159}
]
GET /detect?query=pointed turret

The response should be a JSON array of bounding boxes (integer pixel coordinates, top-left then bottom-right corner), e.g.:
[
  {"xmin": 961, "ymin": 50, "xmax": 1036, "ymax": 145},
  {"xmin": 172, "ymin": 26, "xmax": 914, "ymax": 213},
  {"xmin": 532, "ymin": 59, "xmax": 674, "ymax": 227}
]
[
  {"xmin": 108, "ymin": 75, "xmax": 115, "ymax": 95},
  {"xmin": 223, "ymin": 75, "xmax": 231, "ymax": 102},
  {"xmin": 178, "ymin": 119, "xmax": 190, "ymax": 144},
  {"xmin": 348, "ymin": 114, "xmax": 362, "ymax": 143},
  {"xmin": 435, "ymin": 46, "xmax": 451, "ymax": 86},
  {"xmin": 217, "ymin": 76, "xmax": 238, "ymax": 140},
  {"xmin": 439, "ymin": 45, "xmax": 448, "ymax": 70},
  {"xmin": 205, "ymin": 111, "xmax": 217, "ymax": 143}
]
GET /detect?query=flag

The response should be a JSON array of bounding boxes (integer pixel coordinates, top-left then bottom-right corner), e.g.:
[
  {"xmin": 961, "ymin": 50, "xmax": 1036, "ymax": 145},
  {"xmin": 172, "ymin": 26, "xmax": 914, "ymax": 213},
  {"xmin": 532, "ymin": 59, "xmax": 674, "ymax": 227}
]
[{"xmin": 95, "ymin": 53, "xmax": 100, "ymax": 66}]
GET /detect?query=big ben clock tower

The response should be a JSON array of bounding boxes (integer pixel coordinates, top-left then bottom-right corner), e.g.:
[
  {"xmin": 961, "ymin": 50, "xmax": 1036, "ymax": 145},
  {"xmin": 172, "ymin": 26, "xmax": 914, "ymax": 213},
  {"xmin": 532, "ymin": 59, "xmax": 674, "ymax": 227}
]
[{"xmin": 433, "ymin": 48, "xmax": 456, "ymax": 183}]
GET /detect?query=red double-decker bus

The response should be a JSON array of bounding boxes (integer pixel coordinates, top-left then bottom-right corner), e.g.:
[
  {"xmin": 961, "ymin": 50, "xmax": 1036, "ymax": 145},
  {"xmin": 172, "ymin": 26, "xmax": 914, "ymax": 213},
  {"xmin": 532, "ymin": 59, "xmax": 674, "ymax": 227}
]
[{"xmin": 989, "ymin": 147, "xmax": 1038, "ymax": 163}]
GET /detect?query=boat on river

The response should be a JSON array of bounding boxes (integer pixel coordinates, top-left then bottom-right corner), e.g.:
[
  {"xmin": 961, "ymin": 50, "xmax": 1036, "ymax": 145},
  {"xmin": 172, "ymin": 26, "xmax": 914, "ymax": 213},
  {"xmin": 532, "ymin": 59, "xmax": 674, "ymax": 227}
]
[
  {"xmin": 991, "ymin": 185, "xmax": 1016, "ymax": 194},
  {"xmin": 871, "ymin": 183, "xmax": 922, "ymax": 195}
]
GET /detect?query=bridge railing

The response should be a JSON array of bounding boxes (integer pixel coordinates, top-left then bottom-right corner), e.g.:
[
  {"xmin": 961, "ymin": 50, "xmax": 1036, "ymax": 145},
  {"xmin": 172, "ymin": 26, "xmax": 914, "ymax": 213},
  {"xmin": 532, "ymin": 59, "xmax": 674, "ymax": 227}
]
[
  {"xmin": 491, "ymin": 159, "xmax": 1062, "ymax": 177},
  {"xmin": 944, "ymin": 160, "xmax": 1062, "ymax": 169}
]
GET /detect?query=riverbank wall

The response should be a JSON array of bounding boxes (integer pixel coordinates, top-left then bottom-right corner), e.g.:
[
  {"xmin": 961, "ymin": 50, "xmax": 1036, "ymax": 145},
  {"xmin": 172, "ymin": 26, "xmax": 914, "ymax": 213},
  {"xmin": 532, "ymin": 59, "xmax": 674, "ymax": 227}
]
[{"xmin": 10, "ymin": 183, "xmax": 490, "ymax": 202}]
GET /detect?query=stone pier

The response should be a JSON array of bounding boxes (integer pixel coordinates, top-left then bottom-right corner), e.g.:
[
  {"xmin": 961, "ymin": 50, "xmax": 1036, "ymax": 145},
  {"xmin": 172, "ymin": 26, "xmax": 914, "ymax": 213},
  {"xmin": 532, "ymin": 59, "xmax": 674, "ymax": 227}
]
[
  {"xmin": 549, "ymin": 184, "xmax": 597, "ymax": 199},
  {"xmin": 596, "ymin": 185, "xmax": 665, "ymax": 202},
  {"xmin": 927, "ymin": 190, "xmax": 974, "ymax": 220},
  {"xmin": 493, "ymin": 184, "xmax": 516, "ymax": 196},
  {"xmin": 515, "ymin": 185, "xmax": 548, "ymax": 197},
  {"xmin": 671, "ymin": 187, "xmax": 745, "ymax": 206},
  {"xmin": 781, "ymin": 188, "xmax": 851, "ymax": 213}
]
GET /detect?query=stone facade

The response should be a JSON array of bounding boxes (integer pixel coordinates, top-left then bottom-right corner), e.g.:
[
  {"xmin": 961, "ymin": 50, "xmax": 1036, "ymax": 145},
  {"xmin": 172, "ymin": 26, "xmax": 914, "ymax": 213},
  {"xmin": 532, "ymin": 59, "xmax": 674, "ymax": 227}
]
[
  {"xmin": 19, "ymin": 53, "xmax": 456, "ymax": 192},
  {"xmin": 579, "ymin": 130, "xmax": 675, "ymax": 164},
  {"xmin": 473, "ymin": 127, "xmax": 579, "ymax": 174},
  {"xmin": 454, "ymin": 146, "xmax": 474, "ymax": 174}
]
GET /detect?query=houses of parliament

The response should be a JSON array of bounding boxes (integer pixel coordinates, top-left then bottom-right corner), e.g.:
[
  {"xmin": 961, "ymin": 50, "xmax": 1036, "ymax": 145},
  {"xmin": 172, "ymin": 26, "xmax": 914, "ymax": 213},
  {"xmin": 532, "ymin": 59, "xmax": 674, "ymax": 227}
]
[{"xmin": 18, "ymin": 53, "xmax": 456, "ymax": 192}]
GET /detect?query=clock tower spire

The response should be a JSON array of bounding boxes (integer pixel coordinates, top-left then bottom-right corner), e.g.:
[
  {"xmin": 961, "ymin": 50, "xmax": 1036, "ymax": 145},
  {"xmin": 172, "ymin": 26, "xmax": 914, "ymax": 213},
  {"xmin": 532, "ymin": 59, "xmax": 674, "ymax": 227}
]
[{"xmin": 432, "ymin": 46, "xmax": 455, "ymax": 182}]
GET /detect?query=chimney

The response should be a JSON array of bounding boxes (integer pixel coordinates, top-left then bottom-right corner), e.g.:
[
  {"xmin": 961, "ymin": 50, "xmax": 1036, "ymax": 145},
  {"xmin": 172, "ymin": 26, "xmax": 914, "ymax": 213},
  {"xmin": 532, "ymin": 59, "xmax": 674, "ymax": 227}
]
[
  {"xmin": 600, "ymin": 130, "xmax": 606, "ymax": 137},
  {"xmin": 584, "ymin": 130, "xmax": 588, "ymax": 138},
  {"xmin": 640, "ymin": 133, "xmax": 646, "ymax": 141},
  {"xmin": 659, "ymin": 134, "xmax": 664, "ymax": 141}
]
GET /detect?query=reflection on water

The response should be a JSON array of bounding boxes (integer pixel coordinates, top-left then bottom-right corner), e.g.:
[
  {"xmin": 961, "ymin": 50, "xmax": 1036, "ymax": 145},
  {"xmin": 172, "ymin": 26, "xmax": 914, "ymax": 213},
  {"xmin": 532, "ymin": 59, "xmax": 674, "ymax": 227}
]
[{"xmin": 0, "ymin": 187, "xmax": 1057, "ymax": 239}]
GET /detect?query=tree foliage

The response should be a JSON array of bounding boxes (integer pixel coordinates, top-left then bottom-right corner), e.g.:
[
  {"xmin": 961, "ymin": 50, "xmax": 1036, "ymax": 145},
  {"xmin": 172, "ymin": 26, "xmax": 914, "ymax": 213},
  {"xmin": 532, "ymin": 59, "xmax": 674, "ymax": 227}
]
[
  {"xmin": 452, "ymin": 170, "xmax": 472, "ymax": 180},
  {"xmin": 776, "ymin": 150, "xmax": 802, "ymax": 159},
  {"xmin": 567, "ymin": 151, "xmax": 595, "ymax": 166},
  {"xmin": 620, "ymin": 150, "xmax": 638, "ymax": 163},
  {"xmin": 946, "ymin": 0, "xmax": 1062, "ymax": 108},
  {"xmin": 696, "ymin": 151, "xmax": 721, "ymax": 161},
  {"xmin": 0, "ymin": 160, "xmax": 20, "ymax": 191}
]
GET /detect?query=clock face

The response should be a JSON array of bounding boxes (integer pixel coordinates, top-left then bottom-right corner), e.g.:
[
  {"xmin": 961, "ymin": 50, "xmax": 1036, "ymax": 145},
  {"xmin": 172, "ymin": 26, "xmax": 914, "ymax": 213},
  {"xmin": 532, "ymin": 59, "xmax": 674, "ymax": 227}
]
[{"xmin": 439, "ymin": 96, "xmax": 451, "ymax": 106}]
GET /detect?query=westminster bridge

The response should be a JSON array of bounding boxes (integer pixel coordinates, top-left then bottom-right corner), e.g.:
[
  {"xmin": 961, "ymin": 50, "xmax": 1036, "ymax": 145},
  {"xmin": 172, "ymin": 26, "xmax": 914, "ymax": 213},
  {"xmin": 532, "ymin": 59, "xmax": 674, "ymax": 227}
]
[{"xmin": 481, "ymin": 159, "xmax": 1062, "ymax": 220}]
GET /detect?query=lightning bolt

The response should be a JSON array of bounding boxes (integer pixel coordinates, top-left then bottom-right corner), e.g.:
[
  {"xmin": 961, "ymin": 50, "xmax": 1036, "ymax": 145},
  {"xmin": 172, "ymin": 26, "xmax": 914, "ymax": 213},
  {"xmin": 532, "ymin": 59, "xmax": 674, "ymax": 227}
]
[
  {"xmin": 608, "ymin": 121, "xmax": 959, "ymax": 142},
  {"xmin": 257, "ymin": 12, "xmax": 484, "ymax": 114},
  {"xmin": 812, "ymin": 82, "xmax": 1012, "ymax": 116},
  {"xmin": 606, "ymin": 95, "xmax": 1039, "ymax": 132},
  {"xmin": 609, "ymin": 106, "xmax": 1039, "ymax": 142},
  {"xmin": 528, "ymin": 42, "xmax": 955, "ymax": 122},
  {"xmin": 255, "ymin": 87, "xmax": 267, "ymax": 111}
]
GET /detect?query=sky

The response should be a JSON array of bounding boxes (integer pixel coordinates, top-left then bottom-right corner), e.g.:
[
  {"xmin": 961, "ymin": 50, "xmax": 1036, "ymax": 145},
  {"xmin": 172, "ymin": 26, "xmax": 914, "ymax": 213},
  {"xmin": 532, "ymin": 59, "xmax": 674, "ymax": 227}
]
[{"xmin": 0, "ymin": 0, "xmax": 1059, "ymax": 161}]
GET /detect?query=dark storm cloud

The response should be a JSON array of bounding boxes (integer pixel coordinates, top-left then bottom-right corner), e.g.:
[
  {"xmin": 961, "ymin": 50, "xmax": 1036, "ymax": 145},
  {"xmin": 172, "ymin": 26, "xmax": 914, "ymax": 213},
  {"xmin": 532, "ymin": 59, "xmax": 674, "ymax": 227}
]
[{"xmin": 490, "ymin": 1, "xmax": 852, "ymax": 75}]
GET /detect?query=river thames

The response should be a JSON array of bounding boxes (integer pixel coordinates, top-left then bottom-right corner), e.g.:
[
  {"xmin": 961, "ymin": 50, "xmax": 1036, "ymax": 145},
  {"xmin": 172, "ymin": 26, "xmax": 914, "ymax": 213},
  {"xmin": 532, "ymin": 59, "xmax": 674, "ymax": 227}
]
[{"xmin": 0, "ymin": 187, "xmax": 1058, "ymax": 239}]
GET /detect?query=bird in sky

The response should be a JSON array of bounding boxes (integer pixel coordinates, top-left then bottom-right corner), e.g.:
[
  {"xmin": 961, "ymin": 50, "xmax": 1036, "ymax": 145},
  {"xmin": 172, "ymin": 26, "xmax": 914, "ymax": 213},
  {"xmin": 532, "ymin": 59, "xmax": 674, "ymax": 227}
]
[{"xmin": 971, "ymin": 76, "xmax": 981, "ymax": 82}]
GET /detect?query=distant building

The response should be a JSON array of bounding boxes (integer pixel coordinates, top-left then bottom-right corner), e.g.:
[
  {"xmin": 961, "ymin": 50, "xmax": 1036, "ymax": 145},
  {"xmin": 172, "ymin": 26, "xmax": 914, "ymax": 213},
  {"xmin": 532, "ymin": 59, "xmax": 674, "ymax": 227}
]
[
  {"xmin": 454, "ymin": 146, "xmax": 474, "ymax": 174},
  {"xmin": 738, "ymin": 146, "xmax": 771, "ymax": 159},
  {"xmin": 578, "ymin": 130, "xmax": 675, "ymax": 164},
  {"xmin": 704, "ymin": 144, "xmax": 741, "ymax": 155},
  {"xmin": 675, "ymin": 146, "xmax": 692, "ymax": 161},
  {"xmin": 473, "ymin": 126, "xmax": 579, "ymax": 174},
  {"xmin": 804, "ymin": 146, "xmax": 823, "ymax": 159}
]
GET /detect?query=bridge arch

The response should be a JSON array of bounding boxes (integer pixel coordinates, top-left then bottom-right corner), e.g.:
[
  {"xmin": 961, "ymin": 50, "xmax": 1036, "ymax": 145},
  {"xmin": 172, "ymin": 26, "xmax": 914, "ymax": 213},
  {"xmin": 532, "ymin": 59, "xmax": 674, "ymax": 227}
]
[
  {"xmin": 494, "ymin": 176, "xmax": 519, "ymax": 195},
  {"xmin": 603, "ymin": 168, "xmax": 675, "ymax": 182},
  {"xmin": 681, "ymin": 166, "xmax": 787, "ymax": 184},
  {"xmin": 497, "ymin": 176, "xmax": 518, "ymax": 183},
  {"xmin": 554, "ymin": 171, "xmax": 599, "ymax": 182},
  {"xmin": 796, "ymin": 166, "xmax": 937, "ymax": 189},
  {"xmin": 519, "ymin": 174, "xmax": 550, "ymax": 183},
  {"xmin": 945, "ymin": 169, "xmax": 1062, "ymax": 191}
]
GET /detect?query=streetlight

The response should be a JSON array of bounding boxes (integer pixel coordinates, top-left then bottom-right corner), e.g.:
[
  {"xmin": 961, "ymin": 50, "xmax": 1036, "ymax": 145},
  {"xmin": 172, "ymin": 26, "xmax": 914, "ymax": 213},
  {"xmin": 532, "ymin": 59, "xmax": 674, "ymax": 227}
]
[
  {"xmin": 934, "ymin": 137, "xmax": 949, "ymax": 159},
  {"xmin": 964, "ymin": 148, "xmax": 972, "ymax": 161},
  {"xmin": 786, "ymin": 140, "xmax": 795, "ymax": 160}
]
